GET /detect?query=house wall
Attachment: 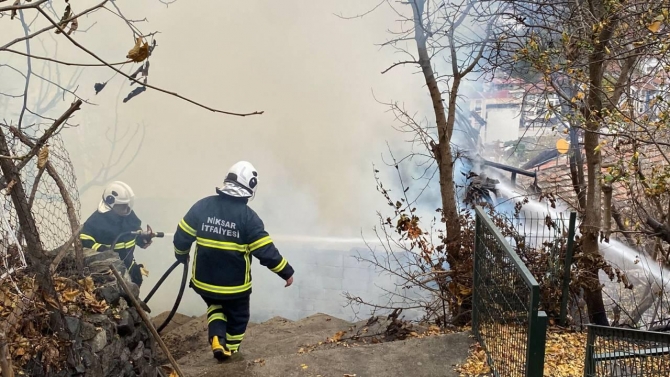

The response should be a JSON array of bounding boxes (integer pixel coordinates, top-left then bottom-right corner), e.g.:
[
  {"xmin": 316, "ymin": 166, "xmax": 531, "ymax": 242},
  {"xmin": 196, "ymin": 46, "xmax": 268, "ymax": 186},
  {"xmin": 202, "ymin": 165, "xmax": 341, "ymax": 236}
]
[{"xmin": 483, "ymin": 106, "xmax": 521, "ymax": 144}]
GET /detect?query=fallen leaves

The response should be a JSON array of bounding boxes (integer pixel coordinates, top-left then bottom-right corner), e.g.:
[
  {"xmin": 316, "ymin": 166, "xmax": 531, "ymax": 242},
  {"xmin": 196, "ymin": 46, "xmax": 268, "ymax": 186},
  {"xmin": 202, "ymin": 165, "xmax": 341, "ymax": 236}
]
[
  {"xmin": 298, "ymin": 318, "xmax": 454, "ymax": 358},
  {"xmin": 253, "ymin": 358, "xmax": 266, "ymax": 366},
  {"xmin": 0, "ymin": 276, "xmax": 68, "ymax": 371},
  {"xmin": 455, "ymin": 343, "xmax": 491, "ymax": 376},
  {"xmin": 52, "ymin": 276, "xmax": 109, "ymax": 314},
  {"xmin": 648, "ymin": 15, "xmax": 664, "ymax": 33},
  {"xmin": 127, "ymin": 37, "xmax": 150, "ymax": 63},
  {"xmin": 454, "ymin": 326, "xmax": 596, "ymax": 377},
  {"xmin": 328, "ymin": 331, "xmax": 346, "ymax": 343},
  {"xmin": 543, "ymin": 329, "xmax": 587, "ymax": 376}
]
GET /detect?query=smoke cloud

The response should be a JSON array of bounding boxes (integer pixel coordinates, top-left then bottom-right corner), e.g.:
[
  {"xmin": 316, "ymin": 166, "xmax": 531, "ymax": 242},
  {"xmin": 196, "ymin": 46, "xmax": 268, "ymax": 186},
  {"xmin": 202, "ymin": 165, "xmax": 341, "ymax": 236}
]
[{"xmin": 1, "ymin": 1, "xmax": 440, "ymax": 319}]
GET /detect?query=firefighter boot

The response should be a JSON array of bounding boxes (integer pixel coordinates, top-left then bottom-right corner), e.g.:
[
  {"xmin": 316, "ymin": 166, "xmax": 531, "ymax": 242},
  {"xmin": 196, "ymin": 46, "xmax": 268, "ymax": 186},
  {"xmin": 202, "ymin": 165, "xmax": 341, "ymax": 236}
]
[{"xmin": 211, "ymin": 336, "xmax": 232, "ymax": 361}]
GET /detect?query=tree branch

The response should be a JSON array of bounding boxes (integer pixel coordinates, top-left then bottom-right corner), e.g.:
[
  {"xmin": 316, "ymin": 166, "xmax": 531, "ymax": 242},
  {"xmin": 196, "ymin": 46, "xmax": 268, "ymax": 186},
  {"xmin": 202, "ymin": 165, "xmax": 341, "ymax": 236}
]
[
  {"xmin": 0, "ymin": 100, "xmax": 82, "ymax": 188},
  {"xmin": 37, "ymin": 8, "xmax": 264, "ymax": 117},
  {"xmin": 3, "ymin": 49, "xmax": 131, "ymax": 67},
  {"xmin": 1, "ymin": 0, "xmax": 107, "ymax": 51},
  {"xmin": 17, "ymin": 10, "xmax": 33, "ymax": 130},
  {"xmin": 381, "ymin": 60, "xmax": 419, "ymax": 74},
  {"xmin": 0, "ymin": 0, "xmax": 47, "ymax": 13}
]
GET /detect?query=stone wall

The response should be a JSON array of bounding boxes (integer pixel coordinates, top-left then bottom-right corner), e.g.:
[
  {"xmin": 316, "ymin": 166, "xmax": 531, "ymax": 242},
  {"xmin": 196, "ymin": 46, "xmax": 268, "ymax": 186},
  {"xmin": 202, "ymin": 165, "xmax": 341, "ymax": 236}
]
[{"xmin": 25, "ymin": 249, "xmax": 159, "ymax": 377}]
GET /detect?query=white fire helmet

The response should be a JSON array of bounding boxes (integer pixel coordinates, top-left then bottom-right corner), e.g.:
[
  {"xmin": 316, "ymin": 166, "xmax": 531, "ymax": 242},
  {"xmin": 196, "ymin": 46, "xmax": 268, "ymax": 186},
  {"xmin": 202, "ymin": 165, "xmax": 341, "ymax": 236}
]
[
  {"xmin": 98, "ymin": 181, "xmax": 135, "ymax": 216},
  {"xmin": 223, "ymin": 161, "xmax": 259, "ymax": 199}
]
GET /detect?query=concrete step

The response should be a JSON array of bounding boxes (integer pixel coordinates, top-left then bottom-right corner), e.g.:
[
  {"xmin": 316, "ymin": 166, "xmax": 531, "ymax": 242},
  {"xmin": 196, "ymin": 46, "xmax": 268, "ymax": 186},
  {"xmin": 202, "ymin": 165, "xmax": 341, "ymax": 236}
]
[
  {"xmin": 182, "ymin": 332, "xmax": 473, "ymax": 377},
  {"xmin": 175, "ymin": 313, "xmax": 352, "ymax": 368}
]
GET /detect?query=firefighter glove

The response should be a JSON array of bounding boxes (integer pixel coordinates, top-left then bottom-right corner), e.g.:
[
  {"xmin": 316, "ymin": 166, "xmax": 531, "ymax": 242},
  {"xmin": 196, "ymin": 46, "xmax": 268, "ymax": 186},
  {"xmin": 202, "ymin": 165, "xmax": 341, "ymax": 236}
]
[
  {"xmin": 136, "ymin": 233, "xmax": 153, "ymax": 249},
  {"xmin": 175, "ymin": 253, "xmax": 189, "ymax": 265},
  {"xmin": 129, "ymin": 262, "xmax": 144, "ymax": 286}
]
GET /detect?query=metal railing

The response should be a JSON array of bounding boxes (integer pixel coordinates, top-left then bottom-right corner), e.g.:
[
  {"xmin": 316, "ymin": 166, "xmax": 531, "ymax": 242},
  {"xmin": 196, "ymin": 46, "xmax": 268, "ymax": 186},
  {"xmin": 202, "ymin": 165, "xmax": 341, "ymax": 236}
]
[
  {"xmin": 584, "ymin": 325, "xmax": 670, "ymax": 377},
  {"xmin": 499, "ymin": 211, "xmax": 577, "ymax": 325},
  {"xmin": 472, "ymin": 206, "xmax": 548, "ymax": 377}
]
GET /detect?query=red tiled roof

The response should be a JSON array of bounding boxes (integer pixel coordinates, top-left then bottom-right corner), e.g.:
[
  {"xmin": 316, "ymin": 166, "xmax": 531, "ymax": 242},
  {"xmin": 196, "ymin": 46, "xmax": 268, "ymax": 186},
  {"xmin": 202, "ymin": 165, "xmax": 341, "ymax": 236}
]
[{"xmin": 518, "ymin": 139, "xmax": 669, "ymax": 213}]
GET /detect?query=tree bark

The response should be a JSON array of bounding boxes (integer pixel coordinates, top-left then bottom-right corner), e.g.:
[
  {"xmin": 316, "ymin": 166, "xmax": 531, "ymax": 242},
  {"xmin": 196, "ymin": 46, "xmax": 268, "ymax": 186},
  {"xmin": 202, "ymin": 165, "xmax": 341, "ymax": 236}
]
[
  {"xmin": 0, "ymin": 128, "xmax": 45, "ymax": 265},
  {"xmin": 410, "ymin": 0, "xmax": 461, "ymax": 251},
  {"xmin": 409, "ymin": 0, "xmax": 469, "ymax": 323}
]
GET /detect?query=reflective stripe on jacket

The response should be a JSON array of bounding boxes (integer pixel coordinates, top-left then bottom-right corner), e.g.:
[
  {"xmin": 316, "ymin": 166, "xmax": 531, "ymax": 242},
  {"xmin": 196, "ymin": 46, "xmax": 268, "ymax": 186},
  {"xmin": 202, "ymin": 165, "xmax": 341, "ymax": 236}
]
[
  {"xmin": 173, "ymin": 192, "xmax": 294, "ymax": 300},
  {"xmin": 79, "ymin": 210, "xmax": 142, "ymax": 268}
]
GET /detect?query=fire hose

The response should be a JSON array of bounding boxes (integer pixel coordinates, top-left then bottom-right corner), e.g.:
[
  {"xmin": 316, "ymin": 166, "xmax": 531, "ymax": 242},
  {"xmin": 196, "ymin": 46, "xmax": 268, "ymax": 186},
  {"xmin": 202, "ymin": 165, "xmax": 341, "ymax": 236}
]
[{"xmin": 110, "ymin": 226, "xmax": 188, "ymax": 334}]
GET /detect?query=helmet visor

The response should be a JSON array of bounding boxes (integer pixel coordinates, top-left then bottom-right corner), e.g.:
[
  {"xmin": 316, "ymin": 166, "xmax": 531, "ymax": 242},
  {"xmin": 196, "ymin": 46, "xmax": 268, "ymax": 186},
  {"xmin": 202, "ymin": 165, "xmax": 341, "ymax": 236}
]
[{"xmin": 112, "ymin": 204, "xmax": 131, "ymax": 216}]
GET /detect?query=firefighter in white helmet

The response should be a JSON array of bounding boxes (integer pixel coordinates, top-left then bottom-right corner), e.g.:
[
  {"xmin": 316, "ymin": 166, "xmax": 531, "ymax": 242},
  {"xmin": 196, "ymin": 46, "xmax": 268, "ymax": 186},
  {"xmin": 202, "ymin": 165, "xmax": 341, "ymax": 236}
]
[
  {"xmin": 173, "ymin": 161, "xmax": 295, "ymax": 360},
  {"xmin": 80, "ymin": 181, "xmax": 153, "ymax": 287}
]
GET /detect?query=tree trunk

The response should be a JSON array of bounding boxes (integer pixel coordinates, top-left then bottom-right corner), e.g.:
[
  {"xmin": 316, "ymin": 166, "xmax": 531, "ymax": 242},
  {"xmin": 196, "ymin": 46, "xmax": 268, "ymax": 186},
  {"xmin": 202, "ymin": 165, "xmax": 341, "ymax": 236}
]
[
  {"xmin": 411, "ymin": 0, "xmax": 461, "ymax": 251},
  {"xmin": 581, "ymin": 102, "xmax": 608, "ymax": 326},
  {"xmin": 0, "ymin": 129, "xmax": 64, "ymax": 330},
  {"xmin": 0, "ymin": 128, "xmax": 44, "ymax": 265},
  {"xmin": 410, "ymin": 0, "xmax": 465, "ymax": 323},
  {"xmin": 568, "ymin": 126, "xmax": 586, "ymax": 211}
]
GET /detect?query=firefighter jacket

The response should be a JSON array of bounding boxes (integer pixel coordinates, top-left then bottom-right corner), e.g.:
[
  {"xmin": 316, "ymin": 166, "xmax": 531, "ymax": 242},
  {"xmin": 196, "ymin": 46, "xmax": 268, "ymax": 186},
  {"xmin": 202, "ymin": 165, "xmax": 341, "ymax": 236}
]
[
  {"xmin": 79, "ymin": 210, "xmax": 143, "ymax": 271},
  {"xmin": 173, "ymin": 192, "xmax": 294, "ymax": 300}
]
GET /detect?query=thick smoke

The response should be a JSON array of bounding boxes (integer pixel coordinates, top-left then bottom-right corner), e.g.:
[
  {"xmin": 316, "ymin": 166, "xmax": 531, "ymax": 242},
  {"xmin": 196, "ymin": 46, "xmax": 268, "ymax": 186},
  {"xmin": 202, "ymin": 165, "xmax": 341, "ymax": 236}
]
[{"xmin": 0, "ymin": 1, "xmax": 431, "ymax": 318}]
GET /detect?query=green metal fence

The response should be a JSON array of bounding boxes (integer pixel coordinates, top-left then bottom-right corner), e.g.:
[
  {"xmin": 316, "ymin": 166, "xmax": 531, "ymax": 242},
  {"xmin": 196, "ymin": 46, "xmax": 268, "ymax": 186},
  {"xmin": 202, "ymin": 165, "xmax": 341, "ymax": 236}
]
[
  {"xmin": 584, "ymin": 325, "xmax": 670, "ymax": 377},
  {"xmin": 499, "ymin": 211, "xmax": 577, "ymax": 325},
  {"xmin": 472, "ymin": 206, "xmax": 548, "ymax": 377}
]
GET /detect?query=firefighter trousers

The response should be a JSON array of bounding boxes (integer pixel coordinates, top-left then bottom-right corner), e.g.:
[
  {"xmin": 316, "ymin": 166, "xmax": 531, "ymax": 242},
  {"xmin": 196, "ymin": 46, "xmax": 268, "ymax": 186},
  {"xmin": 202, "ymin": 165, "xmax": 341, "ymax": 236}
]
[{"xmin": 202, "ymin": 295, "xmax": 250, "ymax": 353}]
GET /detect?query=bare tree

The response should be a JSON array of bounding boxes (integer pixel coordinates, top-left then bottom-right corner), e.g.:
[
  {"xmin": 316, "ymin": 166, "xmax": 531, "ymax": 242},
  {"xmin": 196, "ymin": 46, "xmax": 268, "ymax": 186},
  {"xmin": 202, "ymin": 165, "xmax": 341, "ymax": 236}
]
[{"xmin": 340, "ymin": 0, "xmax": 494, "ymax": 323}]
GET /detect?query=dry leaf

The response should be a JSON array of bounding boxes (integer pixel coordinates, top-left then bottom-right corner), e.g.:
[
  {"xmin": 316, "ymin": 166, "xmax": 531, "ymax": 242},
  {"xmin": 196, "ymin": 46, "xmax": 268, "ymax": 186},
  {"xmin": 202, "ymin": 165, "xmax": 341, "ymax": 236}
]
[
  {"xmin": 301, "ymin": 364, "xmax": 308, "ymax": 370},
  {"xmin": 79, "ymin": 277, "xmax": 95, "ymax": 292},
  {"xmin": 168, "ymin": 372, "xmax": 178, "ymax": 377},
  {"xmin": 54, "ymin": 4, "xmax": 72, "ymax": 34},
  {"xmin": 344, "ymin": 374, "xmax": 357, "ymax": 377},
  {"xmin": 648, "ymin": 20, "xmax": 662, "ymax": 33},
  {"xmin": 61, "ymin": 289, "xmax": 79, "ymax": 303},
  {"xmin": 10, "ymin": 0, "xmax": 20, "ymax": 20},
  {"xmin": 67, "ymin": 18, "xmax": 78, "ymax": 36},
  {"xmin": 329, "ymin": 330, "xmax": 346, "ymax": 343},
  {"xmin": 126, "ymin": 37, "xmax": 150, "ymax": 63},
  {"xmin": 37, "ymin": 145, "xmax": 49, "ymax": 169}
]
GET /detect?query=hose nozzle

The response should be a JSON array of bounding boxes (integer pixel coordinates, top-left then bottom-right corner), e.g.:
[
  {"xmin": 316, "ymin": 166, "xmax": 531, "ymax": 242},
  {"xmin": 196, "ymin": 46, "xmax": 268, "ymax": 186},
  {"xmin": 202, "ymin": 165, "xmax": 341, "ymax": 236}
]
[{"xmin": 138, "ymin": 225, "xmax": 165, "ymax": 239}]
